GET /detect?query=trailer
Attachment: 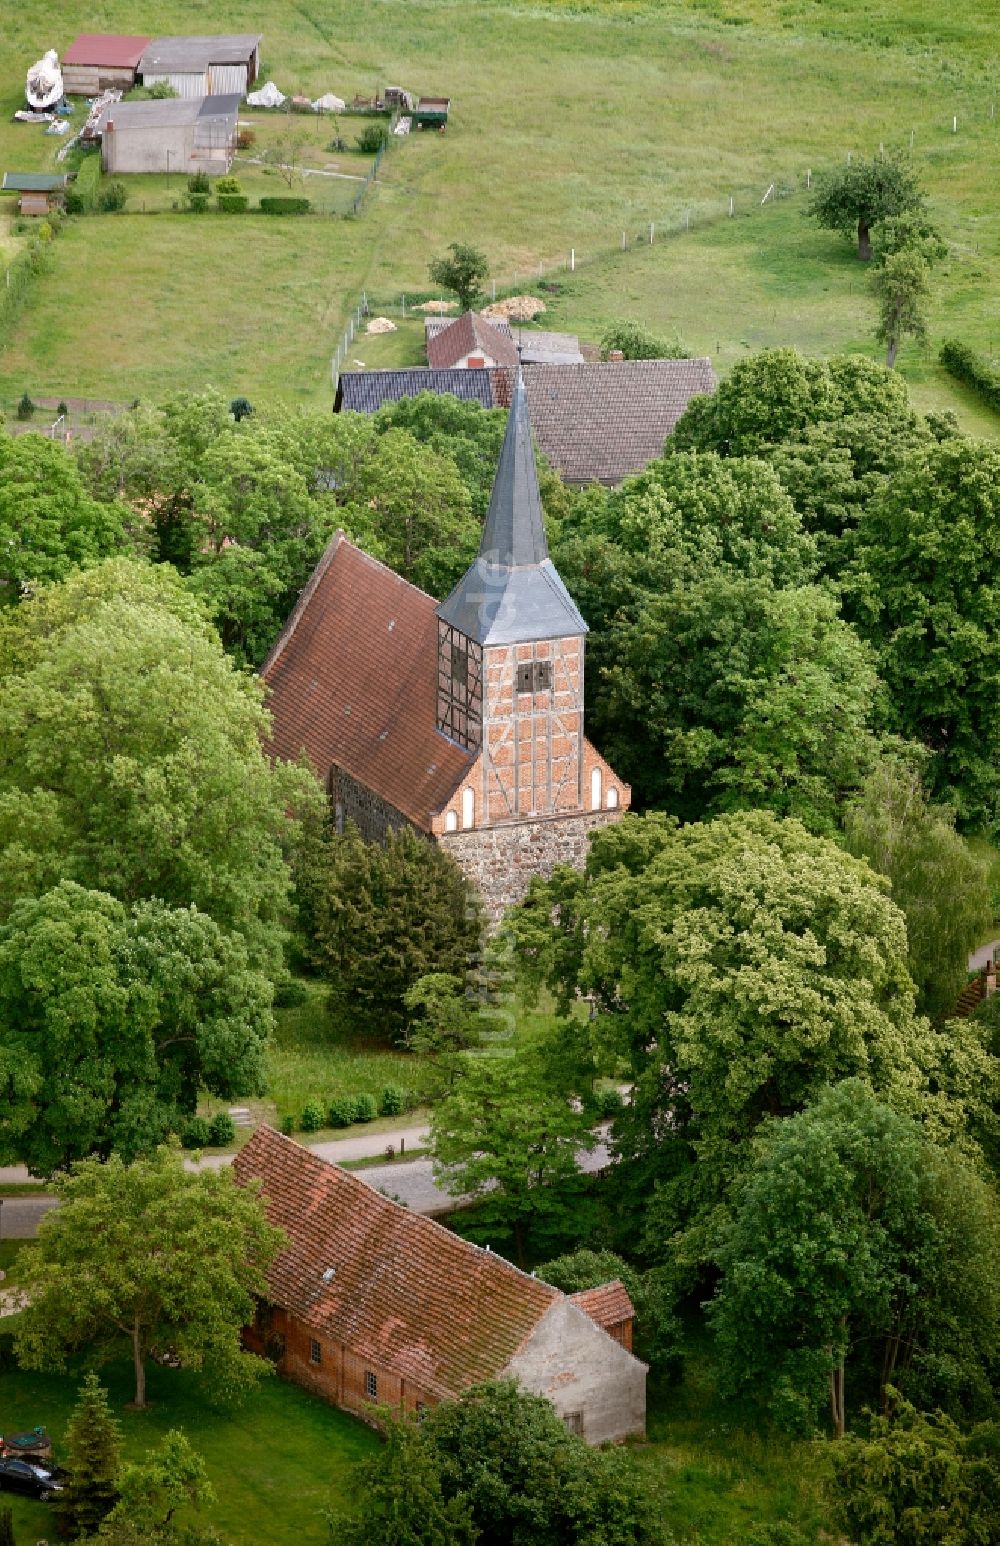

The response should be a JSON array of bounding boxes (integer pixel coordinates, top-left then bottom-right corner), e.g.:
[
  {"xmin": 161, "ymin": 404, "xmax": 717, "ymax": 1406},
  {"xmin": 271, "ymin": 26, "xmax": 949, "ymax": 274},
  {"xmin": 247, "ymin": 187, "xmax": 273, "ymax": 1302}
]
[{"xmin": 413, "ymin": 96, "xmax": 450, "ymax": 130}]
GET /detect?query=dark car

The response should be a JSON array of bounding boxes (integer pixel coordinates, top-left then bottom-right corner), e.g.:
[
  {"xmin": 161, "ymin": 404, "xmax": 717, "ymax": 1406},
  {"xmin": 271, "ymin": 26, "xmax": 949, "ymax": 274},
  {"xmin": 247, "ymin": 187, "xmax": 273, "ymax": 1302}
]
[{"xmin": 0, "ymin": 1454, "xmax": 65, "ymax": 1500}]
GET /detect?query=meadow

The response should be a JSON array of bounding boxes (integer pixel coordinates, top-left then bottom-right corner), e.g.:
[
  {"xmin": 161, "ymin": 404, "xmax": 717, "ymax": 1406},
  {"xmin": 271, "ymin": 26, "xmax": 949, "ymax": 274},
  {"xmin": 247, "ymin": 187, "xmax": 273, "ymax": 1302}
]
[{"xmin": 0, "ymin": 0, "xmax": 996, "ymax": 418}]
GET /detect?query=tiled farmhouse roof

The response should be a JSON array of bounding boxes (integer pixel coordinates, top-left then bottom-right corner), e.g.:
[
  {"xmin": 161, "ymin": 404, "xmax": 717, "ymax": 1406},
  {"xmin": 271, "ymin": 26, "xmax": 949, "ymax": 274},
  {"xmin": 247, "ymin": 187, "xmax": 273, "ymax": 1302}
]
[
  {"xmin": 335, "ymin": 368, "xmax": 498, "ymax": 414},
  {"xmin": 569, "ymin": 1281, "xmax": 635, "ymax": 1332},
  {"xmin": 234, "ymin": 1126, "xmax": 562, "ymax": 1400},
  {"xmin": 425, "ymin": 316, "xmax": 514, "ymax": 345},
  {"xmin": 260, "ymin": 532, "xmax": 472, "ymax": 831},
  {"xmin": 63, "ymin": 34, "xmax": 151, "ymax": 68},
  {"xmin": 512, "ymin": 359, "xmax": 717, "ymax": 485},
  {"xmin": 427, "ymin": 311, "xmax": 520, "ymax": 370},
  {"xmin": 335, "ymin": 360, "xmax": 716, "ymax": 484}
]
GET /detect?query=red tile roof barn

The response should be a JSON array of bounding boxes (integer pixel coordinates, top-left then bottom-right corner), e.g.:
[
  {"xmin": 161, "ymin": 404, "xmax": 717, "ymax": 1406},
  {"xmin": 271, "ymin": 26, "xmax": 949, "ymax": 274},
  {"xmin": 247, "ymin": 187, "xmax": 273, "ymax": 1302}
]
[
  {"xmin": 260, "ymin": 532, "xmax": 473, "ymax": 831},
  {"xmin": 569, "ymin": 1281, "xmax": 635, "ymax": 1332},
  {"xmin": 427, "ymin": 311, "xmax": 520, "ymax": 371},
  {"xmin": 234, "ymin": 1126, "xmax": 562, "ymax": 1399},
  {"xmin": 62, "ymin": 34, "xmax": 151, "ymax": 67}
]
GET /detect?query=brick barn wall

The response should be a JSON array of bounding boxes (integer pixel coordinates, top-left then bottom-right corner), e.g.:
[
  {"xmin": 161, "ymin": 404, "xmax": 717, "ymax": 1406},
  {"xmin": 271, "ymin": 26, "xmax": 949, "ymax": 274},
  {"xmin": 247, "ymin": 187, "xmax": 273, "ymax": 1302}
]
[
  {"xmin": 250, "ymin": 1308, "xmax": 437, "ymax": 1422},
  {"xmin": 439, "ymin": 808, "xmax": 619, "ymax": 920}
]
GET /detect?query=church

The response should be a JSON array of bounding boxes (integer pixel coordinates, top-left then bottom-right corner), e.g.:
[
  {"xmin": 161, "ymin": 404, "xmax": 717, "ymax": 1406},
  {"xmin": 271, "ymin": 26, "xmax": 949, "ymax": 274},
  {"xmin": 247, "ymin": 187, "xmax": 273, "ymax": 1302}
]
[{"xmin": 261, "ymin": 372, "xmax": 629, "ymax": 918}]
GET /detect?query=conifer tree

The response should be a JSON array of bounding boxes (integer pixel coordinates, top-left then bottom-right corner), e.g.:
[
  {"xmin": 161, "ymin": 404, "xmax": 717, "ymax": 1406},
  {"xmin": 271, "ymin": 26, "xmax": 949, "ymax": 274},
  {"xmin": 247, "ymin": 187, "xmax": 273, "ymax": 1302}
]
[
  {"xmin": 54, "ymin": 1372, "xmax": 123, "ymax": 1539},
  {"xmin": 0, "ymin": 1505, "xmax": 15, "ymax": 1546}
]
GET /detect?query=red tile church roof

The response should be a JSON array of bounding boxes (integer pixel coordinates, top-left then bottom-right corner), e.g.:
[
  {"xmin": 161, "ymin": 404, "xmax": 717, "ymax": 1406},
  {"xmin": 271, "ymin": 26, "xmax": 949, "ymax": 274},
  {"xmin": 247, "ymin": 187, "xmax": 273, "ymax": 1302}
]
[
  {"xmin": 260, "ymin": 533, "xmax": 473, "ymax": 831},
  {"xmin": 234, "ymin": 1126, "xmax": 561, "ymax": 1399}
]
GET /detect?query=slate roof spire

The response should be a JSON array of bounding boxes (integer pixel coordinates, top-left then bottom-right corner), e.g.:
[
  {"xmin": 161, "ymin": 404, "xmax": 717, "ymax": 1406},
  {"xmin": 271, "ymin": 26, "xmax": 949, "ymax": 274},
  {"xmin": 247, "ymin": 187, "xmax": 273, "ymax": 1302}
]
[{"xmin": 436, "ymin": 369, "xmax": 587, "ymax": 646}]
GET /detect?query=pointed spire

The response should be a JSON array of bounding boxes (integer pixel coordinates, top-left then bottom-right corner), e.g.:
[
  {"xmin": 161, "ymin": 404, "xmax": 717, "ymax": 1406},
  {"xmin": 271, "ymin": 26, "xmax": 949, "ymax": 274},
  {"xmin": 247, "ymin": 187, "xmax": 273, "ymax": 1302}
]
[
  {"xmin": 435, "ymin": 369, "xmax": 587, "ymax": 646},
  {"xmin": 478, "ymin": 369, "xmax": 548, "ymax": 569}
]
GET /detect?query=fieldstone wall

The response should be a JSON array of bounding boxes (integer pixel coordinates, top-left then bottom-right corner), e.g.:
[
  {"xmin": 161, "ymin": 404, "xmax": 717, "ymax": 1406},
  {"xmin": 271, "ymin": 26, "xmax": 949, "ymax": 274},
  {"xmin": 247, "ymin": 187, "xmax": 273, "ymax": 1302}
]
[
  {"xmin": 439, "ymin": 809, "xmax": 618, "ymax": 920},
  {"xmin": 328, "ymin": 766, "xmax": 414, "ymax": 842}
]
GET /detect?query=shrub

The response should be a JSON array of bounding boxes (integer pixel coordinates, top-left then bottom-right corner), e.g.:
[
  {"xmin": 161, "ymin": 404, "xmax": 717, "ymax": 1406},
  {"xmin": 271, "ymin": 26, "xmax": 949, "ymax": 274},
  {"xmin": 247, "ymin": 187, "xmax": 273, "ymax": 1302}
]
[
  {"xmin": 66, "ymin": 153, "xmax": 101, "ymax": 214},
  {"xmin": 207, "ymin": 1112, "xmax": 236, "ymax": 1147},
  {"xmin": 145, "ymin": 80, "xmax": 178, "ymax": 99},
  {"xmin": 182, "ymin": 1115, "xmax": 212, "ymax": 1148},
  {"xmin": 217, "ymin": 193, "xmax": 249, "ymax": 213},
  {"xmin": 215, "ymin": 175, "xmax": 242, "ymax": 195},
  {"xmin": 273, "ymin": 976, "xmax": 308, "ymax": 1007},
  {"xmin": 236, "ymin": 127, "xmax": 256, "ymax": 150},
  {"xmin": 186, "ymin": 193, "xmax": 209, "ymax": 212},
  {"xmin": 16, "ymin": 392, "xmax": 35, "ymax": 420},
  {"xmin": 601, "ymin": 319, "xmax": 690, "ymax": 360},
  {"xmin": 230, "ymin": 395, "xmax": 253, "ymax": 422},
  {"xmin": 328, "ymin": 1097, "xmax": 358, "ymax": 1128},
  {"xmin": 940, "ymin": 337, "xmax": 1000, "ymax": 414},
  {"xmin": 280, "ymin": 1113, "xmax": 297, "ymax": 1135},
  {"xmin": 187, "ymin": 171, "xmax": 210, "ymax": 194},
  {"xmin": 355, "ymin": 121, "xmax": 391, "ymax": 154},
  {"xmin": 379, "ymin": 1084, "xmax": 405, "ymax": 1117},
  {"xmin": 258, "ymin": 196, "xmax": 311, "ymax": 215},
  {"xmin": 56, "ymin": 400, "xmax": 69, "ymax": 417},
  {"xmin": 300, "ymin": 1098, "xmax": 326, "ymax": 1132},
  {"xmin": 37, "ymin": 220, "xmax": 54, "ymax": 243},
  {"xmin": 97, "ymin": 181, "xmax": 129, "ymax": 213},
  {"xmin": 597, "ymin": 1086, "xmax": 624, "ymax": 1118},
  {"xmin": 354, "ymin": 1093, "xmax": 378, "ymax": 1123}
]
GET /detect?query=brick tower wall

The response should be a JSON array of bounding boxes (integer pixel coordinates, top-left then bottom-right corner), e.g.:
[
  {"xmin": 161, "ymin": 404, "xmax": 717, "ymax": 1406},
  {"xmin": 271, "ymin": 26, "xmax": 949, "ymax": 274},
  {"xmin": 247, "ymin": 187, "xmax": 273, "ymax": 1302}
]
[{"xmin": 481, "ymin": 635, "xmax": 584, "ymax": 824}]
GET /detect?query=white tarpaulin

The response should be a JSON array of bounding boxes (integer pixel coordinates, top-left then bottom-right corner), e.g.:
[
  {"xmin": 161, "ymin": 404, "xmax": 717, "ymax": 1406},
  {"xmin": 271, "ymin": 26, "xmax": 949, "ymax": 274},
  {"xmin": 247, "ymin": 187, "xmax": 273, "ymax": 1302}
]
[
  {"xmin": 246, "ymin": 80, "xmax": 285, "ymax": 107},
  {"xmin": 26, "ymin": 49, "xmax": 63, "ymax": 111},
  {"xmin": 311, "ymin": 93, "xmax": 346, "ymax": 113}
]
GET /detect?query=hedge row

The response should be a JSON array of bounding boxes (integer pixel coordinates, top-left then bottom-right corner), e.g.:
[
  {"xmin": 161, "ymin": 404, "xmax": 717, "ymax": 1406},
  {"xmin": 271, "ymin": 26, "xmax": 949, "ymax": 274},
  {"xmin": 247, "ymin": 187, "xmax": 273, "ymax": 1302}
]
[
  {"xmin": 259, "ymin": 196, "xmax": 311, "ymax": 215},
  {"xmin": 217, "ymin": 193, "xmax": 249, "ymax": 213},
  {"xmin": 180, "ymin": 1111, "xmax": 237, "ymax": 1149},
  {"xmin": 285, "ymin": 1084, "xmax": 411, "ymax": 1135},
  {"xmin": 186, "ymin": 195, "xmax": 312, "ymax": 215},
  {"xmin": 939, "ymin": 338, "xmax": 1000, "ymax": 415}
]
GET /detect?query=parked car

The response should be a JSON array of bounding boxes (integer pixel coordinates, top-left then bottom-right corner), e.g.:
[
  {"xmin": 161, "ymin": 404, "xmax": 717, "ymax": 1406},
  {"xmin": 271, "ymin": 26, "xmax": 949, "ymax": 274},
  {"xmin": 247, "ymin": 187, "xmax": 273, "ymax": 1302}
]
[{"xmin": 0, "ymin": 1454, "xmax": 65, "ymax": 1499}]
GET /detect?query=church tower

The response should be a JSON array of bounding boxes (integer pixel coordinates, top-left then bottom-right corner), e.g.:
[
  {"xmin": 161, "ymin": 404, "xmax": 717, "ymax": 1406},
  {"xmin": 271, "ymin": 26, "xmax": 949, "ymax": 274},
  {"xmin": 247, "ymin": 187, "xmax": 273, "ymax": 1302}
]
[{"xmin": 434, "ymin": 372, "xmax": 601, "ymax": 828}]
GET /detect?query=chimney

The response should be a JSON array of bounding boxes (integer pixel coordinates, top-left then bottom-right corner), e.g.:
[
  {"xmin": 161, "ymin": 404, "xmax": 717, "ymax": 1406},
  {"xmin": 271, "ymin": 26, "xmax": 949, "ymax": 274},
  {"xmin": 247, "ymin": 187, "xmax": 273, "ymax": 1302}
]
[{"xmin": 608, "ymin": 349, "xmax": 624, "ymax": 362}]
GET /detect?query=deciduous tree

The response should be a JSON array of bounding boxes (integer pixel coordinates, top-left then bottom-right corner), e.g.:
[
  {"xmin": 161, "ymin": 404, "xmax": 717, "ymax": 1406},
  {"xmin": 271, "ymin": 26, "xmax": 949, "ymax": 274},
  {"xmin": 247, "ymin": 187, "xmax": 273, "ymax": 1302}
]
[
  {"xmin": 428, "ymin": 242, "xmax": 490, "ymax": 311},
  {"xmin": 808, "ymin": 152, "xmax": 925, "ymax": 259},
  {"xmin": 79, "ymin": 1430, "xmax": 221, "ymax": 1546},
  {"xmin": 0, "ymin": 433, "xmax": 131, "ymax": 597},
  {"xmin": 870, "ymin": 246, "xmax": 931, "ymax": 367},
  {"xmin": 0, "ymin": 881, "xmax": 272, "ymax": 1175},
  {"xmin": 14, "ymin": 1146, "xmax": 284, "ymax": 1409}
]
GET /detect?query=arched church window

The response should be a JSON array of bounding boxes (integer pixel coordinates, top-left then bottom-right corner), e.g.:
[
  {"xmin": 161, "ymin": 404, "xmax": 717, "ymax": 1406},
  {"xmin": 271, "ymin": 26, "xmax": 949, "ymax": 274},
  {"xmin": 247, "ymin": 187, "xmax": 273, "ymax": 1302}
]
[
  {"xmin": 462, "ymin": 787, "xmax": 475, "ymax": 829},
  {"xmin": 445, "ymin": 809, "xmax": 458, "ymax": 832},
  {"xmin": 590, "ymin": 767, "xmax": 602, "ymax": 811},
  {"xmin": 606, "ymin": 787, "xmax": 619, "ymax": 810}
]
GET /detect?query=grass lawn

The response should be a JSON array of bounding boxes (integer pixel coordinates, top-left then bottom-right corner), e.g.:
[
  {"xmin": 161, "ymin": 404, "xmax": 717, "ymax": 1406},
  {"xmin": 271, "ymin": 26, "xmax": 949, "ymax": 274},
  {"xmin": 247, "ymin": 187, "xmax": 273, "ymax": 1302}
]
[
  {"xmin": 0, "ymin": 1353, "xmax": 375, "ymax": 1546},
  {"xmin": 638, "ymin": 1344, "xmax": 833, "ymax": 1544},
  {"xmin": 0, "ymin": 0, "xmax": 997, "ymax": 416}
]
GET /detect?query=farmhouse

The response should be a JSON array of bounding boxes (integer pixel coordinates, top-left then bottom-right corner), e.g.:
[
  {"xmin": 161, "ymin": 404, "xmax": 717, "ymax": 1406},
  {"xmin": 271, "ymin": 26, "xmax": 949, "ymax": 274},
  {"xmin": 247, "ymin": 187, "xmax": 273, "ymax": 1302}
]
[
  {"xmin": 61, "ymin": 34, "xmax": 151, "ymax": 95},
  {"xmin": 426, "ymin": 310, "xmax": 519, "ymax": 370},
  {"xmin": 424, "ymin": 315, "xmax": 585, "ymax": 367},
  {"xmin": 138, "ymin": 34, "xmax": 262, "ymax": 98},
  {"xmin": 265, "ymin": 371, "xmax": 629, "ymax": 917},
  {"xmin": 98, "ymin": 96, "xmax": 240, "ymax": 176},
  {"xmin": 234, "ymin": 1125, "xmax": 647, "ymax": 1444},
  {"xmin": 335, "ymin": 357, "xmax": 716, "ymax": 485}
]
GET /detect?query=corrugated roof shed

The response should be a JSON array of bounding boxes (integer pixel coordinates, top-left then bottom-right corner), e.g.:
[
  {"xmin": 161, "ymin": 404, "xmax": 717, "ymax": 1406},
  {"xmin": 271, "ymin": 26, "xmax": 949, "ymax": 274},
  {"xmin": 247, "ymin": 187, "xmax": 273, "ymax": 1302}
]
[
  {"xmin": 62, "ymin": 34, "xmax": 151, "ymax": 68},
  {"xmin": 2, "ymin": 173, "xmax": 69, "ymax": 192},
  {"xmin": 335, "ymin": 367, "xmax": 498, "ymax": 414},
  {"xmin": 234, "ymin": 1126, "xmax": 559, "ymax": 1400},
  {"xmin": 97, "ymin": 94, "xmax": 241, "ymax": 131},
  {"xmin": 140, "ymin": 34, "xmax": 262, "ymax": 72},
  {"xmin": 261, "ymin": 532, "xmax": 473, "ymax": 831}
]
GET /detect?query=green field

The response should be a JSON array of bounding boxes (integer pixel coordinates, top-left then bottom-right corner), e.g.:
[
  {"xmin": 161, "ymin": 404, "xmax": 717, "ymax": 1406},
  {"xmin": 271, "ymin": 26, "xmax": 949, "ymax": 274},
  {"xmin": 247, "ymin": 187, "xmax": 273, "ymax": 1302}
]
[
  {"xmin": 0, "ymin": 0, "xmax": 997, "ymax": 416},
  {"xmin": 0, "ymin": 1351, "xmax": 376, "ymax": 1546}
]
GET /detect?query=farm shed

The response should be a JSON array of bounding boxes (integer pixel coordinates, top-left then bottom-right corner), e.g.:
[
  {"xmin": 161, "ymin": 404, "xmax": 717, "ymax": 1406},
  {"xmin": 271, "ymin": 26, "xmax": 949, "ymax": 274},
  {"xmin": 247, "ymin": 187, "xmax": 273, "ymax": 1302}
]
[
  {"xmin": 1, "ymin": 171, "xmax": 69, "ymax": 215},
  {"xmin": 61, "ymin": 35, "xmax": 150, "ymax": 95},
  {"xmin": 426, "ymin": 310, "xmax": 519, "ymax": 370},
  {"xmin": 99, "ymin": 96, "xmax": 240, "ymax": 175},
  {"xmin": 139, "ymin": 35, "xmax": 262, "ymax": 98},
  {"xmin": 235, "ymin": 1126, "xmax": 647, "ymax": 1444}
]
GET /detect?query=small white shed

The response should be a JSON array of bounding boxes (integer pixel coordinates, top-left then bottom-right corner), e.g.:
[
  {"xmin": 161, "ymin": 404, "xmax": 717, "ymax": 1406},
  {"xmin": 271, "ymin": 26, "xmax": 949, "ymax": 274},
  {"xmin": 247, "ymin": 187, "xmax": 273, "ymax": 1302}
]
[{"xmin": 99, "ymin": 95, "xmax": 240, "ymax": 175}]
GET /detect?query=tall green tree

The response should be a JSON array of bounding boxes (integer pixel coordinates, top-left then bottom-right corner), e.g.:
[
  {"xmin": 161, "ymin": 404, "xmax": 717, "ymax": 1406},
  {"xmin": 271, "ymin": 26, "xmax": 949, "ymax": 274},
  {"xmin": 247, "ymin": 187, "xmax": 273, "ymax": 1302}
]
[
  {"xmin": 511, "ymin": 812, "xmax": 984, "ymax": 1267},
  {"xmin": 431, "ymin": 1042, "xmax": 595, "ymax": 1264},
  {"xmin": 54, "ymin": 1373, "xmax": 123, "ymax": 1540},
  {"xmin": 535, "ymin": 1248, "xmax": 683, "ymax": 1374},
  {"xmin": 0, "ymin": 560, "xmax": 321, "ymax": 972},
  {"xmin": 427, "ymin": 242, "xmax": 490, "ymax": 311},
  {"xmin": 871, "ymin": 246, "xmax": 932, "ymax": 367},
  {"xmin": 0, "ymin": 882, "xmax": 272, "ymax": 1175},
  {"xmin": 709, "ymin": 1082, "xmax": 1000, "ymax": 1435},
  {"xmin": 14, "ymin": 1146, "xmax": 284, "ymax": 1408},
  {"xmin": 844, "ymin": 756, "xmax": 993, "ymax": 1018},
  {"xmin": 301, "ymin": 820, "xmax": 483, "ymax": 1044},
  {"xmin": 853, "ymin": 438, "xmax": 1000, "ymax": 829},
  {"xmin": 331, "ymin": 1418, "xmax": 477, "ymax": 1546},
  {"xmin": 808, "ymin": 152, "xmax": 925, "ymax": 259},
  {"xmin": 79, "ymin": 1430, "xmax": 221, "ymax": 1546},
  {"xmin": 0, "ymin": 433, "xmax": 131, "ymax": 598}
]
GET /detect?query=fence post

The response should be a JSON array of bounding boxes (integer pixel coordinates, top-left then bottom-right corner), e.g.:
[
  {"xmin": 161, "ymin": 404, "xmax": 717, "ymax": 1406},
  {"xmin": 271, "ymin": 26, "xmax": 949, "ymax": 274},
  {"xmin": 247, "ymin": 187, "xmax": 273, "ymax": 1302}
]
[
  {"xmin": 621, "ymin": 230, "xmax": 626, "ymax": 250},
  {"xmin": 806, "ymin": 169, "xmax": 811, "ymax": 188},
  {"xmin": 685, "ymin": 210, "xmax": 689, "ymax": 230},
  {"xmin": 729, "ymin": 195, "xmax": 734, "ymax": 216},
  {"xmin": 952, "ymin": 114, "xmax": 958, "ymax": 133},
  {"xmin": 649, "ymin": 222, "xmax": 654, "ymax": 243},
  {"xmin": 570, "ymin": 247, "xmax": 575, "ymax": 271}
]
